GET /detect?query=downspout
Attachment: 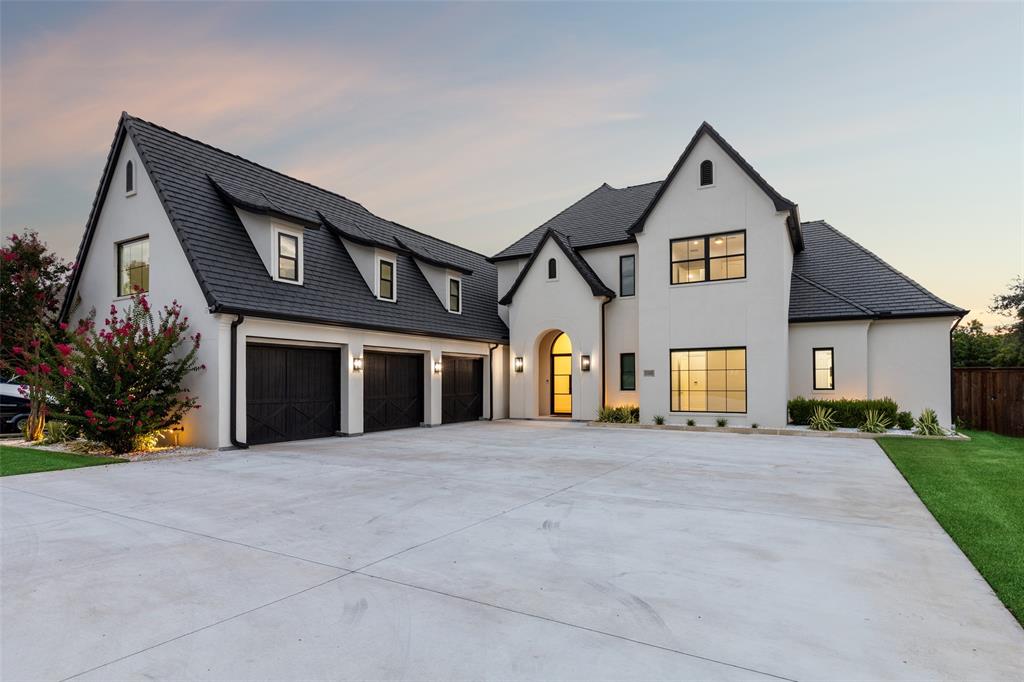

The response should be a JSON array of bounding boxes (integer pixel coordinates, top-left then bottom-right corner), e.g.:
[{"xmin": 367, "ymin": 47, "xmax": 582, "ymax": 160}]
[
  {"xmin": 950, "ymin": 315, "xmax": 964, "ymax": 429},
  {"xmin": 601, "ymin": 297, "xmax": 611, "ymax": 411},
  {"xmin": 230, "ymin": 314, "xmax": 248, "ymax": 449},
  {"xmin": 488, "ymin": 343, "xmax": 498, "ymax": 421}
]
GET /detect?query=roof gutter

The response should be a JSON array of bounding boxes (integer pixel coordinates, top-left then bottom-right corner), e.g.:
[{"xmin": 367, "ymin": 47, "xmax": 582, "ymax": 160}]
[
  {"xmin": 601, "ymin": 297, "xmax": 611, "ymax": 412},
  {"xmin": 229, "ymin": 314, "xmax": 248, "ymax": 450}
]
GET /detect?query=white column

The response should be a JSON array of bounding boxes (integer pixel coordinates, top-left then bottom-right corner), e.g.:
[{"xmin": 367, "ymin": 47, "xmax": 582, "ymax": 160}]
[{"xmin": 342, "ymin": 341, "xmax": 364, "ymax": 435}]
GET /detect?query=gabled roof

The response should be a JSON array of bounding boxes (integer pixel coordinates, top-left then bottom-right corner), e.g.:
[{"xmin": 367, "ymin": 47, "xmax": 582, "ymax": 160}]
[
  {"xmin": 63, "ymin": 113, "xmax": 508, "ymax": 343},
  {"xmin": 628, "ymin": 121, "xmax": 804, "ymax": 251},
  {"xmin": 498, "ymin": 229, "xmax": 615, "ymax": 306},
  {"xmin": 790, "ymin": 220, "xmax": 966, "ymax": 322},
  {"xmin": 491, "ymin": 182, "xmax": 660, "ymax": 261}
]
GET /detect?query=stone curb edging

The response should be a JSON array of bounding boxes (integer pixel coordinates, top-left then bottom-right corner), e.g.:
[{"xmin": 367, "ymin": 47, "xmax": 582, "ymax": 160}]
[{"xmin": 587, "ymin": 421, "xmax": 969, "ymax": 441}]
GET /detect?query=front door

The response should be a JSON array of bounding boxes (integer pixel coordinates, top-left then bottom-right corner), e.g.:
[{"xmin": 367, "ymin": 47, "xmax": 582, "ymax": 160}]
[{"xmin": 550, "ymin": 332, "xmax": 572, "ymax": 416}]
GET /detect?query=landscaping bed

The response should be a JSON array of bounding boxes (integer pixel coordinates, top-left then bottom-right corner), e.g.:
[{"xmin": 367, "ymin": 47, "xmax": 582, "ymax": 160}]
[
  {"xmin": 878, "ymin": 430, "xmax": 1024, "ymax": 626},
  {"xmin": 588, "ymin": 421, "xmax": 967, "ymax": 440}
]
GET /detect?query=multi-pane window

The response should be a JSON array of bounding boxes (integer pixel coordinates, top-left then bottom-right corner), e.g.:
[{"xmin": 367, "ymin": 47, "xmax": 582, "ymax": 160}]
[
  {"xmin": 277, "ymin": 233, "xmax": 298, "ymax": 281},
  {"xmin": 670, "ymin": 348, "xmax": 746, "ymax": 413},
  {"xmin": 379, "ymin": 259, "xmax": 395, "ymax": 300},
  {"xmin": 620, "ymin": 353, "xmax": 636, "ymax": 391},
  {"xmin": 670, "ymin": 231, "xmax": 745, "ymax": 284},
  {"xmin": 449, "ymin": 278, "xmax": 461, "ymax": 313},
  {"xmin": 814, "ymin": 348, "xmax": 834, "ymax": 390},
  {"xmin": 620, "ymin": 255, "xmax": 635, "ymax": 296},
  {"xmin": 117, "ymin": 237, "xmax": 149, "ymax": 296}
]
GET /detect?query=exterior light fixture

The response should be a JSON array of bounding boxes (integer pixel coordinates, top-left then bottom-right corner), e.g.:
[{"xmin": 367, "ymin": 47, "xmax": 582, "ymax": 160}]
[
  {"xmin": 352, "ymin": 356, "xmax": 363, "ymax": 372},
  {"xmin": 514, "ymin": 356, "xmax": 524, "ymax": 373},
  {"xmin": 433, "ymin": 360, "xmax": 443, "ymax": 374},
  {"xmin": 581, "ymin": 355, "xmax": 591, "ymax": 372}
]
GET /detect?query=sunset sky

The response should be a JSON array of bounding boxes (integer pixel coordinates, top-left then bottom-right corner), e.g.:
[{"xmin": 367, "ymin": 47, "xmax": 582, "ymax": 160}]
[{"xmin": 2, "ymin": 1, "xmax": 1021, "ymax": 327}]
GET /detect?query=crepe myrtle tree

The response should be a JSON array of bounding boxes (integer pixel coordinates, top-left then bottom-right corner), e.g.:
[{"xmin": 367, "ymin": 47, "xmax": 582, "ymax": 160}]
[{"xmin": 18, "ymin": 294, "xmax": 206, "ymax": 453}]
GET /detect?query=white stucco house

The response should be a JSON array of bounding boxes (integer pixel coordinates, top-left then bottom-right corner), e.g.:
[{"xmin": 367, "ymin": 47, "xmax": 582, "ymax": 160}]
[{"xmin": 63, "ymin": 114, "xmax": 965, "ymax": 448}]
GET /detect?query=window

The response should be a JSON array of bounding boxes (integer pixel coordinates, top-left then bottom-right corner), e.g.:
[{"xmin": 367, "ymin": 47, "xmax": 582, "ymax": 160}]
[
  {"xmin": 547, "ymin": 257, "xmax": 557, "ymax": 280},
  {"xmin": 700, "ymin": 160, "xmax": 713, "ymax": 187},
  {"xmin": 378, "ymin": 258, "xmax": 395, "ymax": 300},
  {"xmin": 620, "ymin": 255, "xmax": 635, "ymax": 297},
  {"xmin": 125, "ymin": 160, "xmax": 135, "ymax": 196},
  {"xmin": 813, "ymin": 348, "xmax": 834, "ymax": 390},
  {"xmin": 670, "ymin": 231, "xmax": 745, "ymax": 285},
  {"xmin": 620, "ymin": 353, "xmax": 636, "ymax": 391},
  {"xmin": 277, "ymin": 233, "xmax": 298, "ymax": 282},
  {"xmin": 448, "ymin": 277, "xmax": 461, "ymax": 313},
  {"xmin": 670, "ymin": 347, "xmax": 746, "ymax": 413},
  {"xmin": 117, "ymin": 237, "xmax": 149, "ymax": 296}
]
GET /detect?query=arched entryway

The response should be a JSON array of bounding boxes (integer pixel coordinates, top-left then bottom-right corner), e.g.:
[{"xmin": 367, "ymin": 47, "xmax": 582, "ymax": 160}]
[{"xmin": 550, "ymin": 332, "xmax": 572, "ymax": 416}]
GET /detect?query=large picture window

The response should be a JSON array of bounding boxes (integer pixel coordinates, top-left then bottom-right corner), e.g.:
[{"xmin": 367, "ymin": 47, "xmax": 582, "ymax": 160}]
[
  {"xmin": 620, "ymin": 353, "xmax": 636, "ymax": 391},
  {"xmin": 117, "ymin": 237, "xmax": 149, "ymax": 296},
  {"xmin": 670, "ymin": 347, "xmax": 746, "ymax": 413},
  {"xmin": 813, "ymin": 348, "xmax": 834, "ymax": 390},
  {"xmin": 670, "ymin": 231, "xmax": 745, "ymax": 285}
]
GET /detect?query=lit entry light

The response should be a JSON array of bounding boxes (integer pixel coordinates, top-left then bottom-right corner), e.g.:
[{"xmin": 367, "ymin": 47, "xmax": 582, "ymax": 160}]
[
  {"xmin": 352, "ymin": 356, "xmax": 363, "ymax": 372},
  {"xmin": 514, "ymin": 356, "xmax": 524, "ymax": 373},
  {"xmin": 580, "ymin": 355, "xmax": 591, "ymax": 371},
  {"xmin": 433, "ymin": 360, "xmax": 443, "ymax": 374}
]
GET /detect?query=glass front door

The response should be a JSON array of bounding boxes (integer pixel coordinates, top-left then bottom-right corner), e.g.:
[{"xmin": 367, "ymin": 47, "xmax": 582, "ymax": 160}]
[{"xmin": 551, "ymin": 332, "xmax": 572, "ymax": 416}]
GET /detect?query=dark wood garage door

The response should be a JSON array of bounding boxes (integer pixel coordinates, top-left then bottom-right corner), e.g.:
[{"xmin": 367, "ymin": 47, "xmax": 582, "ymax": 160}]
[
  {"xmin": 364, "ymin": 352, "xmax": 424, "ymax": 433},
  {"xmin": 442, "ymin": 356, "xmax": 484, "ymax": 424},
  {"xmin": 246, "ymin": 344, "xmax": 340, "ymax": 445}
]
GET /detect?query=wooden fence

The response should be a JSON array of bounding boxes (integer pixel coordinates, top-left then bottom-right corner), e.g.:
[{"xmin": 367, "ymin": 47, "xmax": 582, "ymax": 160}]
[{"xmin": 953, "ymin": 368, "xmax": 1024, "ymax": 437}]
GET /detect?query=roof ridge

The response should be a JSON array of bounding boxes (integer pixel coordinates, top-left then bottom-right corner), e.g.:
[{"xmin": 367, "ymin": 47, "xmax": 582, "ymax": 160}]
[
  {"xmin": 792, "ymin": 272, "xmax": 875, "ymax": 315},
  {"xmin": 812, "ymin": 221, "xmax": 964, "ymax": 312},
  {"xmin": 122, "ymin": 113, "xmax": 491, "ymax": 261},
  {"xmin": 612, "ymin": 180, "xmax": 663, "ymax": 191},
  {"xmin": 491, "ymin": 183, "xmax": 610, "ymax": 259}
]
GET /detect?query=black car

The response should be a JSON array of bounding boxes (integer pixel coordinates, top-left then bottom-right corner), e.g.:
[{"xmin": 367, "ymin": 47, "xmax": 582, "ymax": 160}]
[{"xmin": 0, "ymin": 383, "xmax": 30, "ymax": 435}]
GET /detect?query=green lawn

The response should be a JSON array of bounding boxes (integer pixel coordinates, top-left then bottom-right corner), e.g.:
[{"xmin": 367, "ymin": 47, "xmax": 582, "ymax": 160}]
[
  {"xmin": 0, "ymin": 443, "xmax": 123, "ymax": 477},
  {"xmin": 878, "ymin": 430, "xmax": 1024, "ymax": 626}
]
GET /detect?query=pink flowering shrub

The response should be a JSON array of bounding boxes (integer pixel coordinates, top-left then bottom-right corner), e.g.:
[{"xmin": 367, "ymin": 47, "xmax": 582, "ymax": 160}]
[{"xmin": 29, "ymin": 295, "xmax": 204, "ymax": 453}]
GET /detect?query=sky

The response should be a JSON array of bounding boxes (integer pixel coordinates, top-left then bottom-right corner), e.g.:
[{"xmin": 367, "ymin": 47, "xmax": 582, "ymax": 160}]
[{"xmin": 2, "ymin": 1, "xmax": 1021, "ymax": 328}]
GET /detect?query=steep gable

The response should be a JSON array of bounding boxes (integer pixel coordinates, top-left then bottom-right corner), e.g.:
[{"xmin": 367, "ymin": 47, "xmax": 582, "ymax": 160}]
[{"xmin": 498, "ymin": 229, "xmax": 614, "ymax": 306}]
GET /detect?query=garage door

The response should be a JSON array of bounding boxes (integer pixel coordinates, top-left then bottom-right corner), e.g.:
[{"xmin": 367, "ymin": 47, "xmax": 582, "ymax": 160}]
[
  {"xmin": 442, "ymin": 356, "xmax": 484, "ymax": 424},
  {"xmin": 363, "ymin": 352, "xmax": 424, "ymax": 433},
  {"xmin": 246, "ymin": 345, "xmax": 340, "ymax": 445}
]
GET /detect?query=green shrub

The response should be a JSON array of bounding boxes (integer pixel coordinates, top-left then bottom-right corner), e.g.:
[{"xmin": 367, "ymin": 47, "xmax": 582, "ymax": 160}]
[
  {"xmin": 808, "ymin": 405, "xmax": 838, "ymax": 431},
  {"xmin": 895, "ymin": 411, "xmax": 914, "ymax": 430},
  {"xmin": 597, "ymin": 405, "xmax": 639, "ymax": 424},
  {"xmin": 914, "ymin": 408, "xmax": 944, "ymax": 436},
  {"xmin": 788, "ymin": 396, "xmax": 899, "ymax": 428},
  {"xmin": 653, "ymin": 415, "xmax": 665, "ymax": 425},
  {"xmin": 716, "ymin": 418, "xmax": 728, "ymax": 427},
  {"xmin": 858, "ymin": 409, "xmax": 892, "ymax": 434},
  {"xmin": 42, "ymin": 419, "xmax": 76, "ymax": 444},
  {"xmin": 686, "ymin": 419, "xmax": 696, "ymax": 427}
]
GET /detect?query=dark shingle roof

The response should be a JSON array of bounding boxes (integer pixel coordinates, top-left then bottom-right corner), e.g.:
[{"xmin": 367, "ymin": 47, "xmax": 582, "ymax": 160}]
[
  {"xmin": 790, "ymin": 221, "xmax": 966, "ymax": 322},
  {"xmin": 491, "ymin": 182, "xmax": 660, "ymax": 261},
  {"xmin": 66, "ymin": 114, "xmax": 508, "ymax": 343},
  {"xmin": 498, "ymin": 229, "xmax": 615, "ymax": 306}
]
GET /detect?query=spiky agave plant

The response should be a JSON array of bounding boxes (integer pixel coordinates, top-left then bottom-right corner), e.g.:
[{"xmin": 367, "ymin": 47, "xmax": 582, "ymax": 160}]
[
  {"xmin": 858, "ymin": 409, "xmax": 892, "ymax": 433},
  {"xmin": 808, "ymin": 405, "xmax": 839, "ymax": 431},
  {"xmin": 914, "ymin": 408, "xmax": 944, "ymax": 436}
]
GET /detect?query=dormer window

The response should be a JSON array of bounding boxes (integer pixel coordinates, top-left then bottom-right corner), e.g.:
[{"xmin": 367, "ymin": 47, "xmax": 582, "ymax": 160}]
[
  {"xmin": 547, "ymin": 257, "xmax": 557, "ymax": 280},
  {"xmin": 700, "ymin": 160, "xmax": 713, "ymax": 187},
  {"xmin": 277, "ymin": 233, "xmax": 298, "ymax": 281},
  {"xmin": 125, "ymin": 160, "xmax": 136, "ymax": 196},
  {"xmin": 448, "ymin": 277, "xmax": 461, "ymax": 313},
  {"xmin": 378, "ymin": 257, "xmax": 396, "ymax": 301}
]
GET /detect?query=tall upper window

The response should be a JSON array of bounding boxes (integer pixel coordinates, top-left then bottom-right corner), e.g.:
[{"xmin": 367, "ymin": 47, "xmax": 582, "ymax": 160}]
[
  {"xmin": 620, "ymin": 353, "xmax": 636, "ymax": 391},
  {"xmin": 117, "ymin": 237, "xmax": 149, "ymax": 296},
  {"xmin": 670, "ymin": 347, "xmax": 746, "ymax": 413},
  {"xmin": 547, "ymin": 257, "xmax": 557, "ymax": 280},
  {"xmin": 277, "ymin": 233, "xmax": 299, "ymax": 282},
  {"xmin": 448, "ymin": 277, "xmax": 461, "ymax": 313},
  {"xmin": 699, "ymin": 160, "xmax": 713, "ymax": 187},
  {"xmin": 670, "ymin": 231, "xmax": 745, "ymax": 285},
  {"xmin": 620, "ymin": 255, "xmax": 635, "ymax": 297},
  {"xmin": 379, "ymin": 258, "xmax": 395, "ymax": 301},
  {"xmin": 814, "ymin": 348, "xmax": 834, "ymax": 390},
  {"xmin": 125, "ymin": 160, "xmax": 136, "ymax": 196}
]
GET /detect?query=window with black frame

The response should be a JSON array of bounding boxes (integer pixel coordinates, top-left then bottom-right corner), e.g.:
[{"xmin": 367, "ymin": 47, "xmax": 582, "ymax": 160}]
[
  {"xmin": 813, "ymin": 348, "xmax": 834, "ymax": 390},
  {"xmin": 620, "ymin": 353, "xmax": 636, "ymax": 391},
  {"xmin": 379, "ymin": 259, "xmax": 395, "ymax": 300},
  {"xmin": 671, "ymin": 231, "xmax": 745, "ymax": 284},
  {"xmin": 620, "ymin": 255, "xmax": 635, "ymax": 296},
  {"xmin": 449, "ymin": 278, "xmax": 461, "ymax": 313},
  {"xmin": 277, "ymin": 233, "xmax": 298, "ymax": 281}
]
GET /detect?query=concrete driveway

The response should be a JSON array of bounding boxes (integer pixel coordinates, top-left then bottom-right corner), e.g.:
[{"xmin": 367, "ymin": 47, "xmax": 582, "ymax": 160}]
[{"xmin": 3, "ymin": 421, "xmax": 1022, "ymax": 680}]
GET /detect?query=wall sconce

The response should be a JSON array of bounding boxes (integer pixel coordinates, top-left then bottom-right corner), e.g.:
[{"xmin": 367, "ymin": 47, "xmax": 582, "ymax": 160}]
[
  {"xmin": 580, "ymin": 355, "xmax": 591, "ymax": 372},
  {"xmin": 514, "ymin": 356, "xmax": 524, "ymax": 373},
  {"xmin": 433, "ymin": 360, "xmax": 443, "ymax": 374},
  {"xmin": 352, "ymin": 356, "xmax": 363, "ymax": 372}
]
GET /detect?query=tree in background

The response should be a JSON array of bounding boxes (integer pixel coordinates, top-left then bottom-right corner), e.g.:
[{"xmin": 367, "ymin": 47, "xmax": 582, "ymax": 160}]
[
  {"xmin": 991, "ymin": 276, "xmax": 1023, "ymax": 341},
  {"xmin": 953, "ymin": 278, "xmax": 1024, "ymax": 367}
]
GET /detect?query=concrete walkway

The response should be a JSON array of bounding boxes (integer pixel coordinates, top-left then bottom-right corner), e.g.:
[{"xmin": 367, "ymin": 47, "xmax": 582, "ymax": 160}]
[{"xmin": 3, "ymin": 421, "xmax": 1022, "ymax": 680}]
